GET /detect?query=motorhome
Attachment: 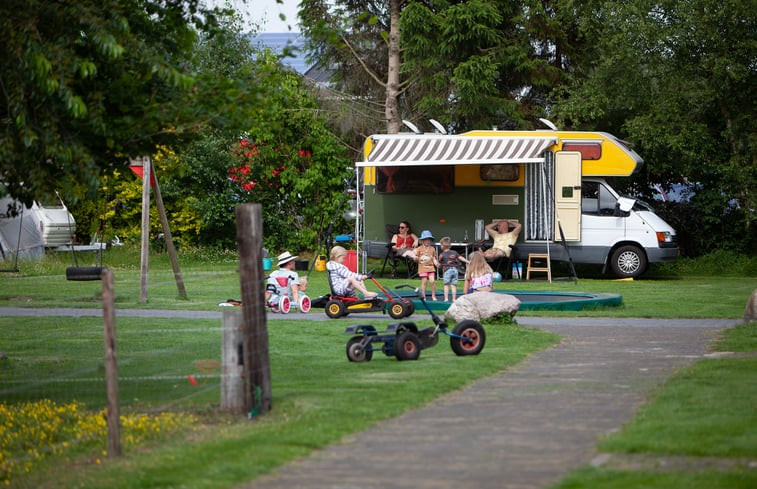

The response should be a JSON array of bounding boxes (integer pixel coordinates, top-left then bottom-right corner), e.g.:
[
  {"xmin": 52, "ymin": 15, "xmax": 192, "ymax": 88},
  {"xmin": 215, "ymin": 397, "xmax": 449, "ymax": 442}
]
[{"xmin": 354, "ymin": 128, "xmax": 678, "ymax": 278}]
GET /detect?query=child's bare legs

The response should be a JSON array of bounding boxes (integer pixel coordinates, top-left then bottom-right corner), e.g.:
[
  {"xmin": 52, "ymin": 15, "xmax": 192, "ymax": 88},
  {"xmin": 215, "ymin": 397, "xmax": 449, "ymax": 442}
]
[
  {"xmin": 430, "ymin": 277, "xmax": 437, "ymax": 300},
  {"xmin": 420, "ymin": 276, "xmax": 427, "ymax": 299},
  {"xmin": 443, "ymin": 284, "xmax": 450, "ymax": 302},
  {"xmin": 347, "ymin": 277, "xmax": 377, "ymax": 298}
]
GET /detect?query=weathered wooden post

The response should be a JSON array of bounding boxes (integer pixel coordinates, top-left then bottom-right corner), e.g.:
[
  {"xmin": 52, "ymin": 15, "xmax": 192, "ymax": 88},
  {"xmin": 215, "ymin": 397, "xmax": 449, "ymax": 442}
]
[
  {"xmin": 234, "ymin": 203, "xmax": 271, "ymax": 416},
  {"xmin": 221, "ymin": 308, "xmax": 245, "ymax": 412},
  {"xmin": 139, "ymin": 156, "xmax": 151, "ymax": 303},
  {"xmin": 102, "ymin": 268, "xmax": 121, "ymax": 456}
]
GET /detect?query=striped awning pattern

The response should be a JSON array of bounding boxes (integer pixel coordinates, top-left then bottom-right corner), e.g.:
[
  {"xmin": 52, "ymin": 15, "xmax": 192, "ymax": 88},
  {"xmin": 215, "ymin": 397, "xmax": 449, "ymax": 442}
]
[{"xmin": 357, "ymin": 135, "xmax": 557, "ymax": 167}]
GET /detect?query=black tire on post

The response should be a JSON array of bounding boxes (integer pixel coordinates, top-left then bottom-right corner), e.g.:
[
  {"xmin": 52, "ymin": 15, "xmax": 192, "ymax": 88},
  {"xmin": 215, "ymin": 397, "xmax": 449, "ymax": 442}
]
[
  {"xmin": 325, "ymin": 300, "xmax": 346, "ymax": 318},
  {"xmin": 394, "ymin": 331, "xmax": 421, "ymax": 361},
  {"xmin": 450, "ymin": 320, "xmax": 486, "ymax": 356},
  {"xmin": 388, "ymin": 302, "xmax": 407, "ymax": 319},
  {"xmin": 609, "ymin": 245, "xmax": 647, "ymax": 278},
  {"xmin": 346, "ymin": 337, "xmax": 372, "ymax": 362}
]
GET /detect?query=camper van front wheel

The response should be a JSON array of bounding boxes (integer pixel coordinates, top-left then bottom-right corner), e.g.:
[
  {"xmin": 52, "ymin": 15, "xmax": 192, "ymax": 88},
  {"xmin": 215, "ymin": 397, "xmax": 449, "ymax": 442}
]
[{"xmin": 610, "ymin": 245, "xmax": 646, "ymax": 278}]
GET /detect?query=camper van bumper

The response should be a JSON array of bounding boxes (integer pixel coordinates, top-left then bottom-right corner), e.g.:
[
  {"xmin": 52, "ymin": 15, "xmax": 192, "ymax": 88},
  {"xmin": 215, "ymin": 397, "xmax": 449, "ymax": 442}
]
[{"xmin": 645, "ymin": 247, "xmax": 678, "ymax": 263}]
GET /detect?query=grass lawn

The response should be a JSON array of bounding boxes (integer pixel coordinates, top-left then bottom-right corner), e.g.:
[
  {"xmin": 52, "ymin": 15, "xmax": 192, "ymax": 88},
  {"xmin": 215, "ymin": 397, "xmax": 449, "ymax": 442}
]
[
  {"xmin": 1, "ymin": 248, "xmax": 755, "ymax": 487},
  {"xmin": 549, "ymin": 322, "xmax": 757, "ymax": 489},
  {"xmin": 0, "ymin": 314, "xmax": 559, "ymax": 488},
  {"xmin": 0, "ymin": 246, "xmax": 755, "ymax": 318}
]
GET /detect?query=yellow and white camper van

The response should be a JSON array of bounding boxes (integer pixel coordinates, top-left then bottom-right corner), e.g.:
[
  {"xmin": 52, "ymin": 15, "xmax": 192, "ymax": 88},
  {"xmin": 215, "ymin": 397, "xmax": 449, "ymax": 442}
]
[{"xmin": 355, "ymin": 128, "xmax": 677, "ymax": 278}]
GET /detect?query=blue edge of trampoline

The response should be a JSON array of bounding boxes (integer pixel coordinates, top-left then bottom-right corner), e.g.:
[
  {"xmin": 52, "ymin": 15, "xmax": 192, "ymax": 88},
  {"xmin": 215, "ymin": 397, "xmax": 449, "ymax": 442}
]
[{"xmin": 388, "ymin": 289, "xmax": 623, "ymax": 312}]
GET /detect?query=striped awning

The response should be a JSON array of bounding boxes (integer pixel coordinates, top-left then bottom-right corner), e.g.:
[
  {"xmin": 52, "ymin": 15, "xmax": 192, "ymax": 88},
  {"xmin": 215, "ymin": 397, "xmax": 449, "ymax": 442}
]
[{"xmin": 356, "ymin": 135, "xmax": 557, "ymax": 167}]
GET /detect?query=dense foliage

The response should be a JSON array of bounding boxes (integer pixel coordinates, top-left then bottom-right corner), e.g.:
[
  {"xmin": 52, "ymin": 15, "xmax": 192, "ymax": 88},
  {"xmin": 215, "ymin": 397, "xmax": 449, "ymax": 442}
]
[
  {"xmin": 94, "ymin": 18, "xmax": 354, "ymax": 253},
  {"xmin": 0, "ymin": 0, "xmax": 262, "ymax": 207}
]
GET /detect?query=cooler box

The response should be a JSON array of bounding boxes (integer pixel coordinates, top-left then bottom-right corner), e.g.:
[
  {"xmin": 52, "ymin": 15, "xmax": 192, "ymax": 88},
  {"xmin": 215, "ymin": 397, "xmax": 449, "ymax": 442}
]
[{"xmin": 345, "ymin": 250, "xmax": 358, "ymax": 272}]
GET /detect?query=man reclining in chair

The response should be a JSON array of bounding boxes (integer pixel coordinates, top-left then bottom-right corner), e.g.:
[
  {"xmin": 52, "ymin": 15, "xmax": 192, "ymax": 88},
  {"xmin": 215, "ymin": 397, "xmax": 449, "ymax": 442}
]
[{"xmin": 481, "ymin": 219, "xmax": 522, "ymax": 260}]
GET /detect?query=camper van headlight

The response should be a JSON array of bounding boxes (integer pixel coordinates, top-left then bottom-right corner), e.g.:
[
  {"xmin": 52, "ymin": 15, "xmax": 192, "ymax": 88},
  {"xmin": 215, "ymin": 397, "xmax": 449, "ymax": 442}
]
[{"xmin": 656, "ymin": 231, "xmax": 673, "ymax": 243}]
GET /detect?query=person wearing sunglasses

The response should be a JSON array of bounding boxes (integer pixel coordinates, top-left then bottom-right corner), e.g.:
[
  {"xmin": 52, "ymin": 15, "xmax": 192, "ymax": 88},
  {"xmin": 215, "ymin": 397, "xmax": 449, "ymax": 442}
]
[{"xmin": 391, "ymin": 220, "xmax": 419, "ymax": 260}]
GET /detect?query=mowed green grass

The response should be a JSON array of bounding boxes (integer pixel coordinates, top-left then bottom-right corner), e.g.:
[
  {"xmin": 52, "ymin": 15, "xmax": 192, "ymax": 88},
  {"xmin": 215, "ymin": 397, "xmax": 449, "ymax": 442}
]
[
  {"xmin": 1, "ymin": 246, "xmax": 754, "ymax": 318},
  {"xmin": 549, "ymin": 322, "xmax": 757, "ymax": 489},
  {"xmin": 0, "ymin": 314, "xmax": 559, "ymax": 488},
  {"xmin": 1, "ymin": 248, "xmax": 755, "ymax": 488}
]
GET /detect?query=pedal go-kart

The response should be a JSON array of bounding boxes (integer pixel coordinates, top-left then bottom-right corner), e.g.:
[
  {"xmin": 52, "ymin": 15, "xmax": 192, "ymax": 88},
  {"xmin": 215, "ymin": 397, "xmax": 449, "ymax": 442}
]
[
  {"xmin": 314, "ymin": 269, "xmax": 414, "ymax": 319},
  {"xmin": 344, "ymin": 286, "xmax": 485, "ymax": 362},
  {"xmin": 265, "ymin": 277, "xmax": 311, "ymax": 314}
]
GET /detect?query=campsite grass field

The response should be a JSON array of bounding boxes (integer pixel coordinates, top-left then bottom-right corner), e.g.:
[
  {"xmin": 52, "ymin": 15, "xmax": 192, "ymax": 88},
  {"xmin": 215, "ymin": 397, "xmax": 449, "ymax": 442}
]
[{"xmin": 0, "ymin": 247, "xmax": 755, "ymax": 488}]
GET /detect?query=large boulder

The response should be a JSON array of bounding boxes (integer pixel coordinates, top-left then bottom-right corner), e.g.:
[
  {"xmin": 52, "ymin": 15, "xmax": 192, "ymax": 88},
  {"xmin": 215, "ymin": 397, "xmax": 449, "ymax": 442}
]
[{"xmin": 445, "ymin": 292, "xmax": 521, "ymax": 323}]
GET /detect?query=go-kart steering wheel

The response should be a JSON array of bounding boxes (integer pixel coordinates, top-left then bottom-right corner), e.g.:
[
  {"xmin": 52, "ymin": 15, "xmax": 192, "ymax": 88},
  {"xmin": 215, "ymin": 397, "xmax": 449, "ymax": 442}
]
[{"xmin": 365, "ymin": 268, "xmax": 375, "ymax": 279}]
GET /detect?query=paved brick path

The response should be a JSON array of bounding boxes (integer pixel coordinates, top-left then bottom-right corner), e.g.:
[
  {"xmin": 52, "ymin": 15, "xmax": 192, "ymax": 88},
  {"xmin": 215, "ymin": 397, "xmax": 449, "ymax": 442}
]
[{"xmin": 238, "ymin": 317, "xmax": 734, "ymax": 489}]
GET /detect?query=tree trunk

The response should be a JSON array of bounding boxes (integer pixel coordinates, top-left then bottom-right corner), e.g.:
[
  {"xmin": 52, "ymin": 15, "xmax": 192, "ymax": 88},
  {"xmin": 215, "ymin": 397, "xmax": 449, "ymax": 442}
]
[{"xmin": 385, "ymin": 0, "xmax": 401, "ymax": 134}]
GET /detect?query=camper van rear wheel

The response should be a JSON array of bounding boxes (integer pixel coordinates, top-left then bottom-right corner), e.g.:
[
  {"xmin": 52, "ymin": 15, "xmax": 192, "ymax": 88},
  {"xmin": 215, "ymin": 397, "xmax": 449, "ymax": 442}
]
[{"xmin": 610, "ymin": 245, "xmax": 646, "ymax": 278}]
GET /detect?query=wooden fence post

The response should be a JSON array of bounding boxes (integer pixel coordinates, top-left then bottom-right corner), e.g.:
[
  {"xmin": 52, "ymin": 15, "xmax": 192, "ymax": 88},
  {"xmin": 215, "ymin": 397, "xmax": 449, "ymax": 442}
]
[
  {"xmin": 234, "ymin": 203, "xmax": 271, "ymax": 416},
  {"xmin": 221, "ymin": 308, "xmax": 245, "ymax": 412},
  {"xmin": 139, "ymin": 156, "xmax": 151, "ymax": 303},
  {"xmin": 102, "ymin": 268, "xmax": 121, "ymax": 456}
]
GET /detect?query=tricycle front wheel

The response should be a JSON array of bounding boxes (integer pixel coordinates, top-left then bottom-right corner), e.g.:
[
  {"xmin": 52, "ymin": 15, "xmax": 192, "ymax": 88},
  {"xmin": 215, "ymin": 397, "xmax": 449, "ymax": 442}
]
[{"xmin": 450, "ymin": 320, "xmax": 486, "ymax": 356}]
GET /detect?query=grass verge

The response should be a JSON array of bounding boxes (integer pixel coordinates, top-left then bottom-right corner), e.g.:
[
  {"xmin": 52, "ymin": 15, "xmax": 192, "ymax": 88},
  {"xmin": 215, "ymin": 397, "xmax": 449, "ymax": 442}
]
[
  {"xmin": 549, "ymin": 322, "xmax": 757, "ymax": 489},
  {"xmin": 1, "ymin": 315, "xmax": 558, "ymax": 488}
]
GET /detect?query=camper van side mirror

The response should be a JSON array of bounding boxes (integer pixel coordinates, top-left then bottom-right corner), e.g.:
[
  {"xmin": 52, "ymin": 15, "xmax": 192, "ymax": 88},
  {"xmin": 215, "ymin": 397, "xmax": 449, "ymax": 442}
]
[{"xmin": 614, "ymin": 197, "xmax": 635, "ymax": 216}]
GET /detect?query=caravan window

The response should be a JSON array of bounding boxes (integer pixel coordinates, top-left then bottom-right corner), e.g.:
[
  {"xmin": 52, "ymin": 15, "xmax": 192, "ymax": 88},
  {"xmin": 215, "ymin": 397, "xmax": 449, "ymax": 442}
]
[
  {"xmin": 582, "ymin": 181, "xmax": 617, "ymax": 216},
  {"xmin": 376, "ymin": 165, "xmax": 454, "ymax": 194}
]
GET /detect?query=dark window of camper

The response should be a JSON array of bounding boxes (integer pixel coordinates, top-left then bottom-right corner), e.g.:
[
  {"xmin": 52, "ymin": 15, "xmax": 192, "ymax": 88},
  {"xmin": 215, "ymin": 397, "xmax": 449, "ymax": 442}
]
[
  {"xmin": 563, "ymin": 142, "xmax": 601, "ymax": 160},
  {"xmin": 376, "ymin": 166, "xmax": 454, "ymax": 193},
  {"xmin": 479, "ymin": 164, "xmax": 519, "ymax": 182},
  {"xmin": 582, "ymin": 181, "xmax": 618, "ymax": 216}
]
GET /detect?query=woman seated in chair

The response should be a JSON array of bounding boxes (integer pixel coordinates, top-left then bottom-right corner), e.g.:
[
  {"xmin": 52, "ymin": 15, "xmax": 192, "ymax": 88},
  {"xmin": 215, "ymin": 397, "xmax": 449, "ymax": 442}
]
[
  {"xmin": 326, "ymin": 246, "xmax": 377, "ymax": 298},
  {"xmin": 391, "ymin": 220, "xmax": 419, "ymax": 260}
]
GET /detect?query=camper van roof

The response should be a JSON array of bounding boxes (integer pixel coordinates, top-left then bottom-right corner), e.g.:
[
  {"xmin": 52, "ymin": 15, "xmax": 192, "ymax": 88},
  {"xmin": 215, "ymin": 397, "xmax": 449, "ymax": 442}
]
[{"xmin": 357, "ymin": 134, "xmax": 556, "ymax": 167}]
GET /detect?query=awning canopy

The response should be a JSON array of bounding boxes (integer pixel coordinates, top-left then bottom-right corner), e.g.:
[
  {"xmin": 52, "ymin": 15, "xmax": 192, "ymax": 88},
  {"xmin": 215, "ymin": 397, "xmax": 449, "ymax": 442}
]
[{"xmin": 356, "ymin": 135, "xmax": 557, "ymax": 167}]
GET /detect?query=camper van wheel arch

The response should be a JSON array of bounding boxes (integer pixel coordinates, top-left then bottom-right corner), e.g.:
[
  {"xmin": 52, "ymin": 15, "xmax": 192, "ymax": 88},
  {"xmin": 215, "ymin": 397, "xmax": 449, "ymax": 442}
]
[{"xmin": 609, "ymin": 245, "xmax": 647, "ymax": 279}]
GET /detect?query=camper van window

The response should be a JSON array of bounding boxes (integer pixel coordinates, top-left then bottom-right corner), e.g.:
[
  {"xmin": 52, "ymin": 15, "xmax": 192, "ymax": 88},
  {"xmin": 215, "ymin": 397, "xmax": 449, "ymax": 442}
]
[
  {"xmin": 581, "ymin": 181, "xmax": 618, "ymax": 216},
  {"xmin": 563, "ymin": 142, "xmax": 602, "ymax": 160},
  {"xmin": 377, "ymin": 166, "xmax": 454, "ymax": 194},
  {"xmin": 480, "ymin": 164, "xmax": 519, "ymax": 182}
]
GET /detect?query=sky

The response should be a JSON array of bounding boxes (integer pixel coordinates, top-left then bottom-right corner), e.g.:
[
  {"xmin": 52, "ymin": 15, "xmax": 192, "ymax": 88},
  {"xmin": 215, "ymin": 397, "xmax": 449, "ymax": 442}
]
[{"xmin": 211, "ymin": 0, "xmax": 301, "ymax": 32}]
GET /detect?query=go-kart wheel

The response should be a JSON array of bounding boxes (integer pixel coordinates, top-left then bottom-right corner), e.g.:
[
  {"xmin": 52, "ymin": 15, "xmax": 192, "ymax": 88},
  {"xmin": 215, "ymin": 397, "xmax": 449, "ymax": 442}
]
[
  {"xmin": 299, "ymin": 295, "xmax": 311, "ymax": 313},
  {"xmin": 394, "ymin": 331, "xmax": 421, "ymax": 361},
  {"xmin": 279, "ymin": 296, "xmax": 291, "ymax": 314},
  {"xmin": 388, "ymin": 302, "xmax": 407, "ymax": 319},
  {"xmin": 325, "ymin": 299, "xmax": 346, "ymax": 319},
  {"xmin": 346, "ymin": 337, "xmax": 372, "ymax": 362},
  {"xmin": 405, "ymin": 301, "xmax": 415, "ymax": 317},
  {"xmin": 450, "ymin": 320, "xmax": 486, "ymax": 356}
]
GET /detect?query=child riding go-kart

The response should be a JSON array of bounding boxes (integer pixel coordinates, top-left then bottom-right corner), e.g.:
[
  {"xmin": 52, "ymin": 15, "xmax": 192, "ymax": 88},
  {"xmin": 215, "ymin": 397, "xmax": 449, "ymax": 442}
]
[
  {"xmin": 344, "ymin": 285, "xmax": 486, "ymax": 362},
  {"xmin": 312, "ymin": 268, "xmax": 414, "ymax": 319}
]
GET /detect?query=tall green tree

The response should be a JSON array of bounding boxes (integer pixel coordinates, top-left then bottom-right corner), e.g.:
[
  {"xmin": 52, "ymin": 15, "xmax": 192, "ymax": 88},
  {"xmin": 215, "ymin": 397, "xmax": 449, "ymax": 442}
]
[
  {"xmin": 401, "ymin": 0, "xmax": 590, "ymax": 132},
  {"xmin": 102, "ymin": 15, "xmax": 354, "ymax": 252},
  {"xmin": 299, "ymin": 0, "xmax": 406, "ymax": 134},
  {"xmin": 553, "ymin": 0, "xmax": 756, "ymax": 254},
  {"xmin": 0, "ymin": 0, "xmax": 260, "ymax": 206}
]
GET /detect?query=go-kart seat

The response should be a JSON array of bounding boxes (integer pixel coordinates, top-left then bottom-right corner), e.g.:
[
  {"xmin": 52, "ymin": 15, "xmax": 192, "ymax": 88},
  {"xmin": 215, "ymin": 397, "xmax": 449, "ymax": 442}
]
[{"xmin": 327, "ymin": 267, "xmax": 356, "ymax": 298}]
